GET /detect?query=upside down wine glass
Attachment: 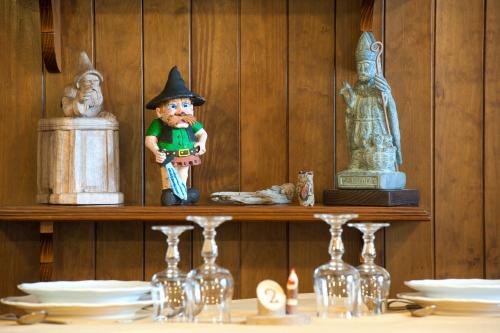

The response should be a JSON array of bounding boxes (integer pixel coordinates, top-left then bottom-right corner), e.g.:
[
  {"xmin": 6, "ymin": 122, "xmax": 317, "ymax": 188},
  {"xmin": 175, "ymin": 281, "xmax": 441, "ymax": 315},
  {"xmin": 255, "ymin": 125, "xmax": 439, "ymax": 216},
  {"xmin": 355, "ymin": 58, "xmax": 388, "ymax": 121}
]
[
  {"xmin": 185, "ymin": 216, "xmax": 234, "ymax": 323},
  {"xmin": 313, "ymin": 214, "xmax": 360, "ymax": 319},
  {"xmin": 348, "ymin": 222, "xmax": 391, "ymax": 315},
  {"xmin": 150, "ymin": 225, "xmax": 194, "ymax": 322}
]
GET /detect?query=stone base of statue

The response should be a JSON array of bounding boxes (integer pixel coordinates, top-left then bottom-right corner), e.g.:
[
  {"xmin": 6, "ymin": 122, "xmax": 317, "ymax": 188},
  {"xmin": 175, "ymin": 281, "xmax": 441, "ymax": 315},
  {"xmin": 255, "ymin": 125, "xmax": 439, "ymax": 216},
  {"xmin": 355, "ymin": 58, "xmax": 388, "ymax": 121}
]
[
  {"xmin": 37, "ymin": 117, "xmax": 124, "ymax": 205},
  {"xmin": 336, "ymin": 170, "xmax": 406, "ymax": 189},
  {"xmin": 323, "ymin": 188, "xmax": 419, "ymax": 206}
]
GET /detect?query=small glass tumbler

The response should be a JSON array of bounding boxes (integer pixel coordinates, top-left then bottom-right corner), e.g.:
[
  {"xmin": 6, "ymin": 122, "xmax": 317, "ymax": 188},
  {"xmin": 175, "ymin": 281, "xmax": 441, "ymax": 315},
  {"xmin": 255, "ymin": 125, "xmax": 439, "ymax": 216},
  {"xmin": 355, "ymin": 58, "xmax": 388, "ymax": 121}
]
[
  {"xmin": 348, "ymin": 222, "xmax": 390, "ymax": 315},
  {"xmin": 185, "ymin": 216, "xmax": 234, "ymax": 323},
  {"xmin": 150, "ymin": 225, "xmax": 193, "ymax": 322},
  {"xmin": 313, "ymin": 214, "xmax": 360, "ymax": 319}
]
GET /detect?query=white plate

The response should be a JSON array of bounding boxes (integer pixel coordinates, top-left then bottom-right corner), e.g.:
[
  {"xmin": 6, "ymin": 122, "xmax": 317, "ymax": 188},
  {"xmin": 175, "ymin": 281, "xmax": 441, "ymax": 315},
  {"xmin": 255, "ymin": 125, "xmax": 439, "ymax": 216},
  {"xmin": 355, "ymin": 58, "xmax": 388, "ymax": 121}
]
[
  {"xmin": 405, "ymin": 279, "xmax": 500, "ymax": 300},
  {"xmin": 18, "ymin": 280, "xmax": 151, "ymax": 303},
  {"xmin": 398, "ymin": 292, "xmax": 500, "ymax": 316},
  {"xmin": 1, "ymin": 295, "xmax": 153, "ymax": 320}
]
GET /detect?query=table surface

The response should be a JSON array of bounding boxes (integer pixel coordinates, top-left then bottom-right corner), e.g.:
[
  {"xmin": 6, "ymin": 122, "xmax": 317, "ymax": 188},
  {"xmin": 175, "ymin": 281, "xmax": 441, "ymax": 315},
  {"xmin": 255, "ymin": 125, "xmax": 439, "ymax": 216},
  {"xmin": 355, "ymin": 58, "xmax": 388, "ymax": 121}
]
[{"xmin": 1, "ymin": 295, "xmax": 498, "ymax": 333}]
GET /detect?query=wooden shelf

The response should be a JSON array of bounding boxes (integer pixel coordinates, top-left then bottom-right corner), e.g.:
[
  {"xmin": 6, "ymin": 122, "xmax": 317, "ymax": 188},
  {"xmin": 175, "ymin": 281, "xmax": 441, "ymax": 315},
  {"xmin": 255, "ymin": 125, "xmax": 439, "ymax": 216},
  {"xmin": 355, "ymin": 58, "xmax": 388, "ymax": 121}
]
[{"xmin": 0, "ymin": 204, "xmax": 430, "ymax": 222}]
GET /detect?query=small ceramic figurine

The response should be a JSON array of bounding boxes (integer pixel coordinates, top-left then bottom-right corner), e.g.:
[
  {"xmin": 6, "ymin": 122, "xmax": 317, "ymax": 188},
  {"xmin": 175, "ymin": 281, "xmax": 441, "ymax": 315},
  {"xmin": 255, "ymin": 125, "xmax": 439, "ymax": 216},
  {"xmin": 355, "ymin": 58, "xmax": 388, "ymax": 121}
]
[
  {"xmin": 337, "ymin": 32, "xmax": 405, "ymax": 189},
  {"xmin": 145, "ymin": 66, "xmax": 208, "ymax": 206},
  {"xmin": 286, "ymin": 268, "xmax": 299, "ymax": 315},
  {"xmin": 296, "ymin": 171, "xmax": 314, "ymax": 207}
]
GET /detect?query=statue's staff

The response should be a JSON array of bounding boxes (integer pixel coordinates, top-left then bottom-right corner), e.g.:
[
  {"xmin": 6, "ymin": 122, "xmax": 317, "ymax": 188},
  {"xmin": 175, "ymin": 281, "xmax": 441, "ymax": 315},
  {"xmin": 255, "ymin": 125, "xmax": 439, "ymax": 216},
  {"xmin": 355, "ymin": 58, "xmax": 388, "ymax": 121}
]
[{"xmin": 370, "ymin": 41, "xmax": 398, "ymax": 171}]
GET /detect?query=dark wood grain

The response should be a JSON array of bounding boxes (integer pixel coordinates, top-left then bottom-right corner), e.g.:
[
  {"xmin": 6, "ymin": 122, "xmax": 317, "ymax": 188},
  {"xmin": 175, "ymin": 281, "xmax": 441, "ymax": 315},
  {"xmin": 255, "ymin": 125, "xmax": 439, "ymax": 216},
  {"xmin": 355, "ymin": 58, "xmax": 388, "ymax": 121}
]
[
  {"xmin": 239, "ymin": 0, "xmax": 289, "ymax": 298},
  {"xmin": 0, "ymin": 222, "xmax": 39, "ymax": 313},
  {"xmin": 384, "ymin": 0, "xmax": 434, "ymax": 295},
  {"xmin": 485, "ymin": 0, "xmax": 500, "ymax": 278},
  {"xmin": 44, "ymin": 0, "xmax": 96, "ymax": 283},
  {"xmin": 39, "ymin": 0, "xmax": 62, "ymax": 72},
  {"xmin": 0, "ymin": 1, "xmax": 42, "ymax": 310},
  {"xmin": 360, "ymin": 0, "xmax": 375, "ymax": 32},
  {"xmin": 324, "ymin": 189, "xmax": 419, "ymax": 206},
  {"xmin": 288, "ymin": 0, "xmax": 335, "ymax": 293},
  {"xmin": 53, "ymin": 222, "xmax": 95, "ymax": 280},
  {"xmin": 435, "ymin": 0, "xmax": 484, "ymax": 278},
  {"xmin": 94, "ymin": 0, "xmax": 144, "ymax": 280},
  {"xmin": 0, "ymin": 205, "xmax": 430, "ymax": 222},
  {"xmin": 191, "ymin": 0, "xmax": 241, "ymax": 298},
  {"xmin": 142, "ymin": 0, "xmax": 192, "ymax": 284}
]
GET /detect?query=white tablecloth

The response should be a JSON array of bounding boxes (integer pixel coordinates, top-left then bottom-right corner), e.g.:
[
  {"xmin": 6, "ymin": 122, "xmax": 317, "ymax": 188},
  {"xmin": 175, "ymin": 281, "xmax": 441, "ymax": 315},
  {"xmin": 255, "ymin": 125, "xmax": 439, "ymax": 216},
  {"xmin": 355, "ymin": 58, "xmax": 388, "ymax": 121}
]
[{"xmin": 1, "ymin": 295, "xmax": 499, "ymax": 333}]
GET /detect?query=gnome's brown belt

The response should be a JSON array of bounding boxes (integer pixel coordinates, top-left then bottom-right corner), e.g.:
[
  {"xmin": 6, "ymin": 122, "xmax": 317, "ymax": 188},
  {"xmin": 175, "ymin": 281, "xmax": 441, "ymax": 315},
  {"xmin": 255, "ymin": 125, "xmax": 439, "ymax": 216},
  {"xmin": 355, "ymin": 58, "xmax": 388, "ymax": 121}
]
[{"xmin": 164, "ymin": 148, "xmax": 197, "ymax": 157}]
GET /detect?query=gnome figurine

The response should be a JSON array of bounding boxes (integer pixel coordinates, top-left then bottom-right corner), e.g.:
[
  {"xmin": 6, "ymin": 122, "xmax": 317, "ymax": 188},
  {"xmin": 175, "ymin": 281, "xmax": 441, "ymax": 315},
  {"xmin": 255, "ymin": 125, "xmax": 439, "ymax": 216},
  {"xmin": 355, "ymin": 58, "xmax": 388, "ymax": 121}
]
[{"xmin": 145, "ymin": 66, "xmax": 208, "ymax": 205}]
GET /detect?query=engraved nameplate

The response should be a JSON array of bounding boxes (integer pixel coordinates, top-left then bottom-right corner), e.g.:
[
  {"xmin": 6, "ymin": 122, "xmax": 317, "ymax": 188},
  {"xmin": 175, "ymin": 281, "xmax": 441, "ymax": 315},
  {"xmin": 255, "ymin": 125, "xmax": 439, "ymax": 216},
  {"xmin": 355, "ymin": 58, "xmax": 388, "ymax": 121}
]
[{"xmin": 338, "ymin": 176, "xmax": 378, "ymax": 187}]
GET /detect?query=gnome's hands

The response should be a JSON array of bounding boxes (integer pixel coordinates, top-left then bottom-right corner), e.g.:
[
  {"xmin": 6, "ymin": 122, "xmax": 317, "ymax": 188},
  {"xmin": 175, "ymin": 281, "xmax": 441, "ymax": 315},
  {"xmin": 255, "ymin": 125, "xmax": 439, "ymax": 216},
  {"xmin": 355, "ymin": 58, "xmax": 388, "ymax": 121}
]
[
  {"xmin": 375, "ymin": 75, "xmax": 391, "ymax": 93},
  {"xmin": 154, "ymin": 150, "xmax": 166, "ymax": 163},
  {"xmin": 195, "ymin": 142, "xmax": 206, "ymax": 155}
]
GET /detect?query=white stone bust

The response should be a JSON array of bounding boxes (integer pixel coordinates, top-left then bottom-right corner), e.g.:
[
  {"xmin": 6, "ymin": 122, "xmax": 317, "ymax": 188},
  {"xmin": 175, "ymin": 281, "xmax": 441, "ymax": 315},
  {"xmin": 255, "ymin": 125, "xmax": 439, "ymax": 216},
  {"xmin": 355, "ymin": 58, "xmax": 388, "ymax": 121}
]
[{"xmin": 62, "ymin": 52, "xmax": 107, "ymax": 118}]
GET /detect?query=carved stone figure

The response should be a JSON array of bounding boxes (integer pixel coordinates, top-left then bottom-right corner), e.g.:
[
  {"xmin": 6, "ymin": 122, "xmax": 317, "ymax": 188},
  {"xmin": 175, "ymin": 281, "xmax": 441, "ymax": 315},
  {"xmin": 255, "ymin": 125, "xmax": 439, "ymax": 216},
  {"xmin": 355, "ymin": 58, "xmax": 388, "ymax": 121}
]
[
  {"xmin": 62, "ymin": 52, "xmax": 107, "ymax": 118},
  {"xmin": 211, "ymin": 183, "xmax": 296, "ymax": 205},
  {"xmin": 337, "ymin": 32, "xmax": 405, "ymax": 189},
  {"xmin": 37, "ymin": 51, "xmax": 123, "ymax": 204},
  {"xmin": 145, "ymin": 66, "xmax": 208, "ymax": 206}
]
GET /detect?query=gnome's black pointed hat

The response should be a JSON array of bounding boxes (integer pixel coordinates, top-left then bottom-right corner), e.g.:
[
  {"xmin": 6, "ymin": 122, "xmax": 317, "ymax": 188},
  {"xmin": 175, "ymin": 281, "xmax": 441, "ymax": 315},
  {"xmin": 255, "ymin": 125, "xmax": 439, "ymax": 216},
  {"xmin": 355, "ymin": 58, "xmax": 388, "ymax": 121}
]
[{"xmin": 146, "ymin": 66, "xmax": 205, "ymax": 109}]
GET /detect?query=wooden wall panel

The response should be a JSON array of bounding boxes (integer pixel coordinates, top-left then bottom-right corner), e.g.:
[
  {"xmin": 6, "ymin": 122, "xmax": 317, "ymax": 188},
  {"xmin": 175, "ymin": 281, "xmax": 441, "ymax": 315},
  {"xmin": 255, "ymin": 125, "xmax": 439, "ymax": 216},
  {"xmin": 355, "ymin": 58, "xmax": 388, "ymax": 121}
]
[
  {"xmin": 191, "ymin": 0, "xmax": 241, "ymax": 297},
  {"xmin": 94, "ymin": 0, "xmax": 144, "ymax": 280},
  {"xmin": 0, "ymin": 0, "xmax": 41, "ymax": 311},
  {"xmin": 142, "ymin": 0, "xmax": 192, "ymax": 282},
  {"xmin": 435, "ymin": 0, "xmax": 484, "ymax": 278},
  {"xmin": 384, "ymin": 0, "xmax": 434, "ymax": 294},
  {"xmin": 288, "ymin": 0, "xmax": 335, "ymax": 292},
  {"xmin": 240, "ymin": 0, "xmax": 288, "ymax": 298},
  {"xmin": 485, "ymin": 0, "xmax": 500, "ymax": 278},
  {"xmin": 53, "ymin": 222, "xmax": 95, "ymax": 280},
  {"xmin": 46, "ymin": 0, "xmax": 96, "ymax": 281}
]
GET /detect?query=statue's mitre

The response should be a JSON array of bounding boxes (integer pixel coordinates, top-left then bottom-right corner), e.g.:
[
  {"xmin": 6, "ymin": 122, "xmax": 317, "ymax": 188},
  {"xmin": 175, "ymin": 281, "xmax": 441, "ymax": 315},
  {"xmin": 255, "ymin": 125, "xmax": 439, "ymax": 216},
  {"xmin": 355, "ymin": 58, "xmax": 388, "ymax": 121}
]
[
  {"xmin": 74, "ymin": 51, "xmax": 103, "ymax": 87},
  {"xmin": 355, "ymin": 32, "xmax": 377, "ymax": 62}
]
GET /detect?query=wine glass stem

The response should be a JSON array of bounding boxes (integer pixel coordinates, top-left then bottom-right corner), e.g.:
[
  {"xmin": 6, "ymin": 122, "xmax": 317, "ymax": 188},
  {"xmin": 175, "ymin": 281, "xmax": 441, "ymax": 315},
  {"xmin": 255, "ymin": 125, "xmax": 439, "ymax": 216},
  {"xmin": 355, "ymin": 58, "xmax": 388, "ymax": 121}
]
[
  {"xmin": 166, "ymin": 236, "xmax": 180, "ymax": 271},
  {"xmin": 202, "ymin": 227, "xmax": 218, "ymax": 265},
  {"xmin": 329, "ymin": 225, "xmax": 344, "ymax": 261},
  {"xmin": 361, "ymin": 232, "xmax": 376, "ymax": 265}
]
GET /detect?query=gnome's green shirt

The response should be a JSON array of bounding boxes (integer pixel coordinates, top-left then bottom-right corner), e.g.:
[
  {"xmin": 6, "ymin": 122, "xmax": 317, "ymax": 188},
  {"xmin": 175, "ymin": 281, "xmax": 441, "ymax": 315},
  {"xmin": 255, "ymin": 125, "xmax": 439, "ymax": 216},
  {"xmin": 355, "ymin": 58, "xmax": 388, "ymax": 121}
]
[{"xmin": 146, "ymin": 118, "xmax": 204, "ymax": 151}]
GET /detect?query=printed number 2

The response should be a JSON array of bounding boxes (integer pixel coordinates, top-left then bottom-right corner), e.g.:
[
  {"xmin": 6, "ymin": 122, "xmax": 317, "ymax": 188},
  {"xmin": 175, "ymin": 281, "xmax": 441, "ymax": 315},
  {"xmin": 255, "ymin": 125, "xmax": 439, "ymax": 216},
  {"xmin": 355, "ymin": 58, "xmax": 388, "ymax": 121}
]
[{"xmin": 265, "ymin": 288, "xmax": 279, "ymax": 304}]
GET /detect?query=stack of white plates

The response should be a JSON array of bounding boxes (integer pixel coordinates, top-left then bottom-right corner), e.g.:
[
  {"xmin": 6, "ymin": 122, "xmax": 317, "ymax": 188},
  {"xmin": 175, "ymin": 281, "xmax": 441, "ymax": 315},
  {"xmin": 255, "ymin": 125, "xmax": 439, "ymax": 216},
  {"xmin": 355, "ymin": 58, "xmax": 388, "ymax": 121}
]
[
  {"xmin": 399, "ymin": 279, "xmax": 500, "ymax": 316},
  {"xmin": 1, "ymin": 280, "xmax": 152, "ymax": 320}
]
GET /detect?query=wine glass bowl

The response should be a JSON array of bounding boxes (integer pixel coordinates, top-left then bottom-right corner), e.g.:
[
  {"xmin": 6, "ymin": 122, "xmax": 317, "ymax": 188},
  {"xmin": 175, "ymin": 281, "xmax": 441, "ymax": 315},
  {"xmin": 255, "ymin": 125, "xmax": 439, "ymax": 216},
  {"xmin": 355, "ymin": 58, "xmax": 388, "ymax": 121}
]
[
  {"xmin": 185, "ymin": 216, "xmax": 234, "ymax": 323},
  {"xmin": 150, "ymin": 225, "xmax": 194, "ymax": 322},
  {"xmin": 313, "ymin": 213, "xmax": 360, "ymax": 319},
  {"xmin": 348, "ymin": 222, "xmax": 390, "ymax": 316}
]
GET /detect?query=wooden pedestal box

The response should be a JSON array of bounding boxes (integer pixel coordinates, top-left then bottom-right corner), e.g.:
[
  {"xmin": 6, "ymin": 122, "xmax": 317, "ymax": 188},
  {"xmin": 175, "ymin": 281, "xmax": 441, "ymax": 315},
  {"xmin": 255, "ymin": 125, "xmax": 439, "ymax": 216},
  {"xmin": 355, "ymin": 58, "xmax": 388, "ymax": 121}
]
[{"xmin": 37, "ymin": 117, "xmax": 124, "ymax": 205}]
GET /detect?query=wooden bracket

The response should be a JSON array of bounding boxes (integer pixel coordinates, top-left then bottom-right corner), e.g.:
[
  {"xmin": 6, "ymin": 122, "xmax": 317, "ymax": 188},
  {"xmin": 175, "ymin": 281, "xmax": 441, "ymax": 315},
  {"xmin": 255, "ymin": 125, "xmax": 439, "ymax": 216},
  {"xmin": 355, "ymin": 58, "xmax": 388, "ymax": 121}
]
[{"xmin": 39, "ymin": 0, "xmax": 62, "ymax": 73}]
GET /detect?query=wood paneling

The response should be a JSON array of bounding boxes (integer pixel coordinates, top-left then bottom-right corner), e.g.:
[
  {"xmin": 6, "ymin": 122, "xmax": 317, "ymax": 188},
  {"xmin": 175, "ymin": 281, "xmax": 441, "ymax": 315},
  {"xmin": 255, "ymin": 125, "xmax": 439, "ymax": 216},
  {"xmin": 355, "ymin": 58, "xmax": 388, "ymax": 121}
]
[
  {"xmin": 53, "ymin": 222, "xmax": 95, "ymax": 280},
  {"xmin": 240, "ymin": 0, "xmax": 288, "ymax": 298},
  {"xmin": 1, "ymin": 0, "xmax": 499, "ymax": 301},
  {"xmin": 142, "ymin": 0, "xmax": 191, "ymax": 282},
  {"xmin": 191, "ymin": 0, "xmax": 241, "ymax": 297},
  {"xmin": 94, "ymin": 0, "xmax": 144, "ymax": 280},
  {"xmin": 384, "ymin": 0, "xmax": 434, "ymax": 294},
  {"xmin": 45, "ymin": 0, "xmax": 96, "ymax": 282},
  {"xmin": 0, "ymin": 0, "xmax": 42, "ymax": 311},
  {"xmin": 435, "ymin": 0, "xmax": 484, "ymax": 278},
  {"xmin": 485, "ymin": 0, "xmax": 500, "ymax": 278},
  {"xmin": 288, "ymin": 0, "xmax": 335, "ymax": 292}
]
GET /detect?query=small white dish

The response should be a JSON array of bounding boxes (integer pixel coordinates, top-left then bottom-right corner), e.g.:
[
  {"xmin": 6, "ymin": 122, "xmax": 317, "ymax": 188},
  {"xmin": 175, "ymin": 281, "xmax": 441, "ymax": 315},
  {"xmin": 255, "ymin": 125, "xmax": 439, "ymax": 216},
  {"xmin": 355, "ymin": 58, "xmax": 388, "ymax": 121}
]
[
  {"xmin": 1, "ymin": 295, "xmax": 153, "ymax": 320},
  {"xmin": 18, "ymin": 280, "xmax": 151, "ymax": 304},
  {"xmin": 398, "ymin": 292, "xmax": 500, "ymax": 316},
  {"xmin": 405, "ymin": 279, "xmax": 500, "ymax": 300}
]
